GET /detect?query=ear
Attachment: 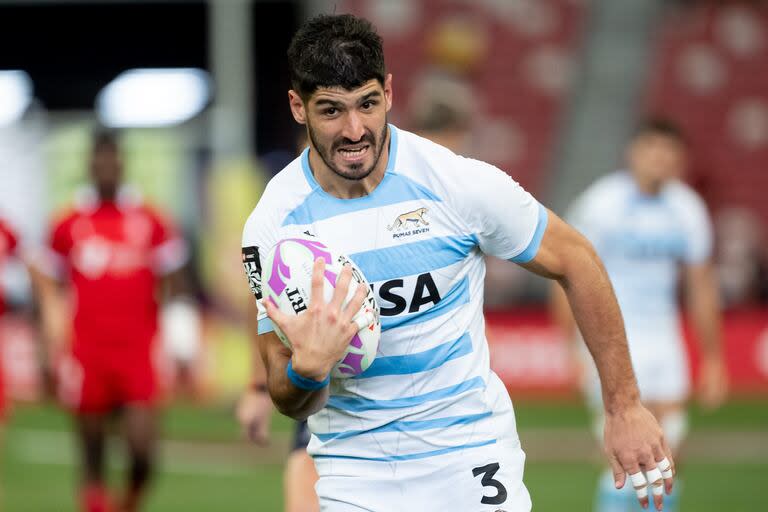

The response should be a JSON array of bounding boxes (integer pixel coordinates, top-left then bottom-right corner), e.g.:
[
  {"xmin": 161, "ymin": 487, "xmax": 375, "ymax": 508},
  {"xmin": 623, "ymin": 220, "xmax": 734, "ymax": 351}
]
[
  {"xmin": 288, "ymin": 90, "xmax": 307, "ymax": 125},
  {"xmin": 383, "ymin": 74, "xmax": 393, "ymax": 113}
]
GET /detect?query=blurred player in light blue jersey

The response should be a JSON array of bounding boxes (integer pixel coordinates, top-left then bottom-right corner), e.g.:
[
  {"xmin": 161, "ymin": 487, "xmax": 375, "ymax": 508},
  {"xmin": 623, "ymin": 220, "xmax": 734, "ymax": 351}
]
[
  {"xmin": 242, "ymin": 14, "xmax": 677, "ymax": 511},
  {"xmin": 552, "ymin": 119, "xmax": 728, "ymax": 512}
]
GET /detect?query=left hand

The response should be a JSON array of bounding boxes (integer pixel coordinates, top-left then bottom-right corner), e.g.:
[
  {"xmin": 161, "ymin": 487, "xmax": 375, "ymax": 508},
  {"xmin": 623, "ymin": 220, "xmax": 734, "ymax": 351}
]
[
  {"xmin": 697, "ymin": 354, "xmax": 728, "ymax": 410},
  {"xmin": 603, "ymin": 402, "xmax": 675, "ymax": 511},
  {"xmin": 236, "ymin": 387, "xmax": 273, "ymax": 445}
]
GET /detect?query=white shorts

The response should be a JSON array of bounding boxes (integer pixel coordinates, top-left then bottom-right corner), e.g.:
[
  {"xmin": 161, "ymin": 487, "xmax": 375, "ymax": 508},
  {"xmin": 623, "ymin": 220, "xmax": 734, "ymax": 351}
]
[{"xmin": 313, "ymin": 435, "xmax": 531, "ymax": 511}]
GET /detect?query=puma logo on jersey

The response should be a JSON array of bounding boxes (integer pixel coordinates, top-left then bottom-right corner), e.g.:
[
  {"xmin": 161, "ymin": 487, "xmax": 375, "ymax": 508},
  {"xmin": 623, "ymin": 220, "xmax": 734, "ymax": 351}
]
[{"xmin": 388, "ymin": 207, "xmax": 429, "ymax": 231}]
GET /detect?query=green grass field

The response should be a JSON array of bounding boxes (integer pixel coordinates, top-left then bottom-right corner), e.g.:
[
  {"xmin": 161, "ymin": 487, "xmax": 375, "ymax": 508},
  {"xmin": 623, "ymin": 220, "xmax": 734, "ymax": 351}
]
[{"xmin": 2, "ymin": 399, "xmax": 766, "ymax": 511}]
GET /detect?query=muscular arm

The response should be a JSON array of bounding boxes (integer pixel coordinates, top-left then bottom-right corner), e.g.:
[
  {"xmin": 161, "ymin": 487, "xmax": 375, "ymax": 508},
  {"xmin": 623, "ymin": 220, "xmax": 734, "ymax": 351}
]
[
  {"xmin": 521, "ymin": 210, "xmax": 672, "ymax": 509},
  {"xmin": 521, "ymin": 210, "xmax": 639, "ymax": 412},
  {"xmin": 256, "ymin": 329, "xmax": 329, "ymax": 420},
  {"xmin": 549, "ymin": 283, "xmax": 577, "ymax": 340}
]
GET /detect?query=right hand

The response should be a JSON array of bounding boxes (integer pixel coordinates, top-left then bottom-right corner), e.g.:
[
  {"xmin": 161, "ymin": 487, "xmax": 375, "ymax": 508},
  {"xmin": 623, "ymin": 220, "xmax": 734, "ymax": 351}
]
[
  {"xmin": 604, "ymin": 401, "xmax": 675, "ymax": 511},
  {"xmin": 236, "ymin": 387, "xmax": 273, "ymax": 445},
  {"xmin": 263, "ymin": 258, "xmax": 368, "ymax": 381}
]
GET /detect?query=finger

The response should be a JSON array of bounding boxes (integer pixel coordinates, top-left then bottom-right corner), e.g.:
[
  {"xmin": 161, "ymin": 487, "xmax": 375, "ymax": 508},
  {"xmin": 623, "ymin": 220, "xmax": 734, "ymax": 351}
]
[
  {"xmin": 352, "ymin": 310, "xmax": 373, "ymax": 331},
  {"xmin": 344, "ymin": 280, "xmax": 369, "ymax": 323},
  {"xmin": 330, "ymin": 264, "xmax": 353, "ymax": 310},
  {"xmin": 263, "ymin": 297, "xmax": 289, "ymax": 328},
  {"xmin": 657, "ymin": 455, "xmax": 674, "ymax": 496},
  {"xmin": 609, "ymin": 455, "xmax": 626, "ymax": 489},
  {"xmin": 658, "ymin": 438, "xmax": 676, "ymax": 496},
  {"xmin": 645, "ymin": 465, "xmax": 664, "ymax": 511},
  {"xmin": 637, "ymin": 448, "xmax": 664, "ymax": 511},
  {"xmin": 310, "ymin": 258, "xmax": 326, "ymax": 306},
  {"xmin": 628, "ymin": 470, "xmax": 649, "ymax": 509}
]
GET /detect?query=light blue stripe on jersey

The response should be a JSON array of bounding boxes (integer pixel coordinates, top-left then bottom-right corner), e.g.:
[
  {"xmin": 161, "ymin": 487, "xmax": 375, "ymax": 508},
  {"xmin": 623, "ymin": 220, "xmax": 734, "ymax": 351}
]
[
  {"xmin": 257, "ymin": 317, "xmax": 274, "ymax": 335},
  {"xmin": 313, "ymin": 439, "xmax": 497, "ymax": 462},
  {"xmin": 315, "ymin": 411, "xmax": 492, "ymax": 442},
  {"xmin": 380, "ymin": 275, "xmax": 470, "ymax": 331},
  {"xmin": 349, "ymin": 234, "xmax": 478, "ymax": 282},
  {"xmin": 327, "ymin": 375, "xmax": 485, "ymax": 412},
  {"xmin": 509, "ymin": 202, "xmax": 548, "ymax": 263},
  {"xmin": 355, "ymin": 332, "xmax": 472, "ymax": 379}
]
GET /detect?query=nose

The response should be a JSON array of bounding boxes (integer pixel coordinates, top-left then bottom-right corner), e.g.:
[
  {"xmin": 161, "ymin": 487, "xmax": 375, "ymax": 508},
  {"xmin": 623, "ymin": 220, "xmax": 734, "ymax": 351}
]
[{"xmin": 341, "ymin": 111, "xmax": 366, "ymax": 142}]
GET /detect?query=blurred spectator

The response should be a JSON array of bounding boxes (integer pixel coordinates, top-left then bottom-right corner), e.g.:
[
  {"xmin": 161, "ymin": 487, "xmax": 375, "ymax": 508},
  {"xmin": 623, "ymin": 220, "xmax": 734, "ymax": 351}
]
[
  {"xmin": 408, "ymin": 73, "xmax": 476, "ymax": 153},
  {"xmin": 32, "ymin": 129, "xmax": 193, "ymax": 512},
  {"xmin": 0, "ymin": 216, "xmax": 20, "ymax": 434}
]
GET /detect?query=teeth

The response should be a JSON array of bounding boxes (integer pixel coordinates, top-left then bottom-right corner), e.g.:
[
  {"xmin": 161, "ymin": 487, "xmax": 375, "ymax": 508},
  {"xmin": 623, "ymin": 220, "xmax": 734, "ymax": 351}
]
[{"xmin": 340, "ymin": 147, "xmax": 365, "ymax": 154}]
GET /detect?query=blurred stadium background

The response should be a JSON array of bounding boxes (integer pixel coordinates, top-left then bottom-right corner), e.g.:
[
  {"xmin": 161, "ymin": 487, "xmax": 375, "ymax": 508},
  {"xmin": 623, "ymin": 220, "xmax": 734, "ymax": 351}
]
[{"xmin": 0, "ymin": 0, "xmax": 766, "ymax": 510}]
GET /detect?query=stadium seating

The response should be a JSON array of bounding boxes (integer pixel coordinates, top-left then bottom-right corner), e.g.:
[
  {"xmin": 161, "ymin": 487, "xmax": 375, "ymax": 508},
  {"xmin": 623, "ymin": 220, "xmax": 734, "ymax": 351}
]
[
  {"xmin": 645, "ymin": 2, "xmax": 768, "ymax": 238},
  {"xmin": 342, "ymin": 0, "xmax": 588, "ymax": 195}
]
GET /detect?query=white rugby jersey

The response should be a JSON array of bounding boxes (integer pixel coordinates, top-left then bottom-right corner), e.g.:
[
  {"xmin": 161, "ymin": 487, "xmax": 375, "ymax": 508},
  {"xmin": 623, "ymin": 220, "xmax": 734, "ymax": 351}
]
[
  {"xmin": 242, "ymin": 125, "xmax": 547, "ymax": 464},
  {"xmin": 567, "ymin": 171, "xmax": 713, "ymax": 347}
]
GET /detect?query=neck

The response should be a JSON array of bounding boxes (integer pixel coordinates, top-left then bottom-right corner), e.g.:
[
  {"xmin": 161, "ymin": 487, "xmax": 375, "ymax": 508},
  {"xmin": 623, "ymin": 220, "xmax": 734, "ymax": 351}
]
[
  {"xmin": 98, "ymin": 188, "xmax": 118, "ymax": 202},
  {"xmin": 308, "ymin": 128, "xmax": 390, "ymax": 199},
  {"xmin": 632, "ymin": 171, "xmax": 662, "ymax": 196}
]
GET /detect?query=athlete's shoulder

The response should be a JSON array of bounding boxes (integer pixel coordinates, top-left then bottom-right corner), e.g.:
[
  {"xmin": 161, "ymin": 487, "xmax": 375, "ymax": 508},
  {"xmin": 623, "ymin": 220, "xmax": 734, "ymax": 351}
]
[
  {"xmin": 576, "ymin": 171, "xmax": 633, "ymax": 207},
  {"xmin": 393, "ymin": 126, "xmax": 517, "ymax": 197},
  {"xmin": 257, "ymin": 154, "xmax": 310, "ymax": 209},
  {"xmin": 243, "ymin": 154, "xmax": 309, "ymax": 245},
  {"xmin": 49, "ymin": 205, "xmax": 80, "ymax": 230},
  {"xmin": 663, "ymin": 179, "xmax": 711, "ymax": 223},
  {"xmin": 394, "ymin": 126, "xmax": 472, "ymax": 177},
  {"xmin": 586, "ymin": 170, "xmax": 634, "ymax": 197},
  {"xmin": 664, "ymin": 179, "xmax": 706, "ymax": 206}
]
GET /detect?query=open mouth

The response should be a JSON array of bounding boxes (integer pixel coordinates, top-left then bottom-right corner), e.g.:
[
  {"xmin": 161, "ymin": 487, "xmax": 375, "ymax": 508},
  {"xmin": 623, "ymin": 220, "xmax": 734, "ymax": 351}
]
[{"xmin": 338, "ymin": 144, "xmax": 370, "ymax": 163}]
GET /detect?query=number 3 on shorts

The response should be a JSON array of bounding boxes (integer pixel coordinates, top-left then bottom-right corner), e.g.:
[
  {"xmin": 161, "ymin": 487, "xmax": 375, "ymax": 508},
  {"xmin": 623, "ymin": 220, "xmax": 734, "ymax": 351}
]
[{"xmin": 472, "ymin": 462, "xmax": 508, "ymax": 505}]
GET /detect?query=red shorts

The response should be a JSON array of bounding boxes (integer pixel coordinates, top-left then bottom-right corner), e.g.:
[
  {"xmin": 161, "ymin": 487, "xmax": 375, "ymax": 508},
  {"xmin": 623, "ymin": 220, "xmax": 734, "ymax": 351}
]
[{"xmin": 58, "ymin": 343, "xmax": 158, "ymax": 414}]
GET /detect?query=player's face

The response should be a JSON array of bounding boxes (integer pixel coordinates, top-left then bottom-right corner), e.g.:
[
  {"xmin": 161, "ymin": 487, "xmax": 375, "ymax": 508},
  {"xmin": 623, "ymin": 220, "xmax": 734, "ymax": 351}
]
[
  {"xmin": 90, "ymin": 145, "xmax": 123, "ymax": 198},
  {"xmin": 628, "ymin": 133, "xmax": 687, "ymax": 192},
  {"xmin": 291, "ymin": 76, "xmax": 393, "ymax": 182}
]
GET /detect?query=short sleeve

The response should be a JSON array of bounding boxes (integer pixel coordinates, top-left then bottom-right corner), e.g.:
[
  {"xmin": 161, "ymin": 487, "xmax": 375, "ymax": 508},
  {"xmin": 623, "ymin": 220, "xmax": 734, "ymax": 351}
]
[
  {"xmin": 148, "ymin": 209, "xmax": 189, "ymax": 274},
  {"xmin": 49, "ymin": 217, "xmax": 72, "ymax": 257},
  {"xmin": 455, "ymin": 158, "xmax": 547, "ymax": 263},
  {"xmin": 242, "ymin": 205, "xmax": 280, "ymax": 335}
]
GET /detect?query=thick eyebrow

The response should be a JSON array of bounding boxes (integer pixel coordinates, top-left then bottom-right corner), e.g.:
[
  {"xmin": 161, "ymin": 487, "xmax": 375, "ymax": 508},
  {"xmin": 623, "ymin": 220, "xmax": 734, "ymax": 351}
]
[
  {"xmin": 358, "ymin": 91, "xmax": 382, "ymax": 104},
  {"xmin": 313, "ymin": 90, "xmax": 382, "ymax": 109},
  {"xmin": 314, "ymin": 98, "xmax": 344, "ymax": 109}
]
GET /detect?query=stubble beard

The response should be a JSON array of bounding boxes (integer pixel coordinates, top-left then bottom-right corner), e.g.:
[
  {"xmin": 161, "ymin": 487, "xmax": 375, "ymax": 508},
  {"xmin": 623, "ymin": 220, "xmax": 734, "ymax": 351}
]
[{"xmin": 306, "ymin": 121, "xmax": 388, "ymax": 182}]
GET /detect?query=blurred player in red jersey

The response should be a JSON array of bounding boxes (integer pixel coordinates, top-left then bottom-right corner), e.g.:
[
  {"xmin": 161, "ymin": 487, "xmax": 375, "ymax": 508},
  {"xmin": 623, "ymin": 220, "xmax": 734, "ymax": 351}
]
[
  {"xmin": 34, "ymin": 130, "xmax": 190, "ymax": 512},
  {"xmin": 0, "ymin": 217, "xmax": 20, "ymax": 434}
]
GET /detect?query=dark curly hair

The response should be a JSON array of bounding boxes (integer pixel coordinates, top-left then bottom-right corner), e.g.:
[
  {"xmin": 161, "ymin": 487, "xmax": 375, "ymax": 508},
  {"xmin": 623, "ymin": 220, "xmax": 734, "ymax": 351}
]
[{"xmin": 288, "ymin": 14, "xmax": 386, "ymax": 101}]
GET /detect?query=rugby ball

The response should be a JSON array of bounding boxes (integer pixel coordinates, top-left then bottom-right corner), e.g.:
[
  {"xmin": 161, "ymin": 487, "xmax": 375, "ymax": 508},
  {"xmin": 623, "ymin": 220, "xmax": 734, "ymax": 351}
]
[{"xmin": 261, "ymin": 236, "xmax": 380, "ymax": 378}]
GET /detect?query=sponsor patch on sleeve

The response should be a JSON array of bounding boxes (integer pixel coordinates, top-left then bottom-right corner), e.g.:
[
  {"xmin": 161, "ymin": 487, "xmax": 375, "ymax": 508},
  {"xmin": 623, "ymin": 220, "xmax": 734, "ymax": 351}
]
[{"xmin": 242, "ymin": 245, "xmax": 262, "ymax": 299}]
